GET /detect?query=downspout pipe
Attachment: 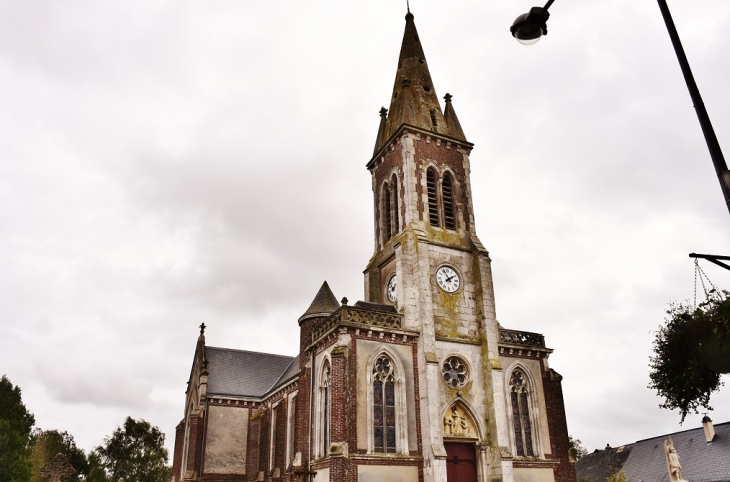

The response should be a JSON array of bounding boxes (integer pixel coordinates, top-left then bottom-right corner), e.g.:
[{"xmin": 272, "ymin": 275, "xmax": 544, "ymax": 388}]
[{"xmin": 309, "ymin": 345, "xmax": 315, "ymax": 482}]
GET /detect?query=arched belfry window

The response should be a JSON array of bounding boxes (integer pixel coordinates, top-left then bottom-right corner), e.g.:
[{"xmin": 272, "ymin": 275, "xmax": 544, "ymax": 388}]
[
  {"xmin": 509, "ymin": 369, "xmax": 534, "ymax": 457},
  {"xmin": 320, "ymin": 360, "xmax": 331, "ymax": 457},
  {"xmin": 372, "ymin": 355, "xmax": 396, "ymax": 453},
  {"xmin": 383, "ymin": 182, "xmax": 392, "ymax": 240},
  {"xmin": 442, "ymin": 172, "xmax": 456, "ymax": 230},
  {"xmin": 390, "ymin": 174, "xmax": 400, "ymax": 234},
  {"xmin": 426, "ymin": 168, "xmax": 440, "ymax": 227}
]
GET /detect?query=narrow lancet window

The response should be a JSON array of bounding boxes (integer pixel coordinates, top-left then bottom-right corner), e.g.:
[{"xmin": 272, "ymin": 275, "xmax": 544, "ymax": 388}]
[
  {"xmin": 426, "ymin": 168, "xmax": 440, "ymax": 227},
  {"xmin": 383, "ymin": 183, "xmax": 393, "ymax": 240},
  {"xmin": 510, "ymin": 369, "xmax": 534, "ymax": 457},
  {"xmin": 321, "ymin": 361, "xmax": 331, "ymax": 457},
  {"xmin": 391, "ymin": 174, "xmax": 400, "ymax": 233},
  {"xmin": 373, "ymin": 355, "xmax": 396, "ymax": 453},
  {"xmin": 443, "ymin": 173, "xmax": 456, "ymax": 230}
]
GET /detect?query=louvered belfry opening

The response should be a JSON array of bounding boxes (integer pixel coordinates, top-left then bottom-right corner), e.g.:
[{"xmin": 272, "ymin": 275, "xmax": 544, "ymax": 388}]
[
  {"xmin": 426, "ymin": 168, "xmax": 440, "ymax": 227},
  {"xmin": 443, "ymin": 173, "xmax": 456, "ymax": 230},
  {"xmin": 391, "ymin": 174, "xmax": 400, "ymax": 234},
  {"xmin": 384, "ymin": 183, "xmax": 393, "ymax": 240}
]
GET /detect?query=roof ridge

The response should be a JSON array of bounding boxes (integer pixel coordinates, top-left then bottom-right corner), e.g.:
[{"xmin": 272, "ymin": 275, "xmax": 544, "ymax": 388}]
[{"xmin": 206, "ymin": 345, "xmax": 295, "ymax": 359}]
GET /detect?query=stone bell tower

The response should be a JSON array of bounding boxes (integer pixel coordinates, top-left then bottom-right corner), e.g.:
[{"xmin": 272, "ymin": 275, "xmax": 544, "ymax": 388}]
[{"xmin": 363, "ymin": 10, "xmax": 510, "ymax": 482}]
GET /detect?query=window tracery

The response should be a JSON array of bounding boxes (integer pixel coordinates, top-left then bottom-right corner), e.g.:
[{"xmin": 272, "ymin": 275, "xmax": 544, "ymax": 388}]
[
  {"xmin": 442, "ymin": 356, "xmax": 468, "ymax": 388},
  {"xmin": 372, "ymin": 355, "xmax": 396, "ymax": 453},
  {"xmin": 509, "ymin": 369, "xmax": 534, "ymax": 457}
]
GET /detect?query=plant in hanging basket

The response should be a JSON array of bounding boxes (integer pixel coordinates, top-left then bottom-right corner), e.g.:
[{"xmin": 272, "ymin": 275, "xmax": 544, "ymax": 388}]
[{"xmin": 648, "ymin": 290, "xmax": 729, "ymax": 423}]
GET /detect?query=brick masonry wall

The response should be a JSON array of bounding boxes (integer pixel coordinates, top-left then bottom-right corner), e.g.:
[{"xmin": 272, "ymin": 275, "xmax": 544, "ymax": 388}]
[
  {"xmin": 543, "ymin": 368, "xmax": 577, "ymax": 482},
  {"xmin": 184, "ymin": 413, "xmax": 205, "ymax": 480},
  {"xmin": 173, "ymin": 420, "xmax": 185, "ymax": 482}
]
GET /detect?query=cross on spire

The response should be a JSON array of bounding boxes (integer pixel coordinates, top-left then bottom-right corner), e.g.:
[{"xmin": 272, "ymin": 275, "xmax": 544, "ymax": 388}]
[
  {"xmin": 199, "ymin": 322, "xmax": 206, "ymax": 335},
  {"xmin": 39, "ymin": 454, "xmax": 76, "ymax": 482}
]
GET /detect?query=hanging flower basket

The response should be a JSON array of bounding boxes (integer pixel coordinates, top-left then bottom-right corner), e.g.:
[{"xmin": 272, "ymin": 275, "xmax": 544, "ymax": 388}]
[{"xmin": 649, "ymin": 289, "xmax": 730, "ymax": 422}]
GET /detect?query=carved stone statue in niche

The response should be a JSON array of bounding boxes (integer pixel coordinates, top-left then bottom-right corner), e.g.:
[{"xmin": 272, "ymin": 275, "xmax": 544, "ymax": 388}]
[
  {"xmin": 664, "ymin": 439, "xmax": 688, "ymax": 482},
  {"xmin": 442, "ymin": 404, "xmax": 475, "ymax": 438}
]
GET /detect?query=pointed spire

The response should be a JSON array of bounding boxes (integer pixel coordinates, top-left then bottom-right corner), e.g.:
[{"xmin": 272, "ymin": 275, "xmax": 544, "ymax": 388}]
[
  {"xmin": 383, "ymin": 11, "xmax": 449, "ymax": 143},
  {"xmin": 299, "ymin": 281, "xmax": 340, "ymax": 321},
  {"xmin": 443, "ymin": 93, "xmax": 467, "ymax": 141},
  {"xmin": 373, "ymin": 107, "xmax": 389, "ymax": 155}
]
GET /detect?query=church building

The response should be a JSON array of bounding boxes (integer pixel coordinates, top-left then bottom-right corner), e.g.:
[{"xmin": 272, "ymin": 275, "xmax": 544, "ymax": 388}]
[{"xmin": 172, "ymin": 11, "xmax": 576, "ymax": 482}]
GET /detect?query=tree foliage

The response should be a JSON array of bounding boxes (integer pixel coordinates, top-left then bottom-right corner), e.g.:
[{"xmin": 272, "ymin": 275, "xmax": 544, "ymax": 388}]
[
  {"xmin": 568, "ymin": 435, "xmax": 588, "ymax": 461},
  {"xmin": 648, "ymin": 291, "xmax": 730, "ymax": 422},
  {"xmin": 29, "ymin": 430, "xmax": 88, "ymax": 482},
  {"xmin": 0, "ymin": 375, "xmax": 35, "ymax": 482},
  {"xmin": 95, "ymin": 417, "xmax": 170, "ymax": 482}
]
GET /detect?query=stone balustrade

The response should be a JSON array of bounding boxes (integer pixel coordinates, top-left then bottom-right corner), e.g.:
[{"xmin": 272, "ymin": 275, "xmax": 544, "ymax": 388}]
[
  {"xmin": 498, "ymin": 328, "xmax": 545, "ymax": 348},
  {"xmin": 311, "ymin": 306, "xmax": 404, "ymax": 341}
]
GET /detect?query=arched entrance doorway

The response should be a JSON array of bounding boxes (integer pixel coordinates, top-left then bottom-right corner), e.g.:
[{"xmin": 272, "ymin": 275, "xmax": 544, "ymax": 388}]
[
  {"xmin": 442, "ymin": 402, "xmax": 480, "ymax": 482},
  {"xmin": 445, "ymin": 442, "xmax": 478, "ymax": 482}
]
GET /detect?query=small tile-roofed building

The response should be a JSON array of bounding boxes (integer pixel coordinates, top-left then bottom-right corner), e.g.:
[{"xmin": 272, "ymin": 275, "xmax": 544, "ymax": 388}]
[
  {"xmin": 576, "ymin": 419, "xmax": 730, "ymax": 482},
  {"xmin": 172, "ymin": 9, "xmax": 575, "ymax": 482}
]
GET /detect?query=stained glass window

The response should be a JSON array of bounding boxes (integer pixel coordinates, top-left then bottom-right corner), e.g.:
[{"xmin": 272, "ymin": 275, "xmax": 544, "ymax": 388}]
[
  {"xmin": 373, "ymin": 355, "xmax": 397, "ymax": 453},
  {"xmin": 510, "ymin": 369, "xmax": 534, "ymax": 457}
]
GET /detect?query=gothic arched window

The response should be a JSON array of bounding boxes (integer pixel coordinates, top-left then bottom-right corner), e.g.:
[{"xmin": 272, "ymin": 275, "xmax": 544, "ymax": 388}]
[
  {"xmin": 383, "ymin": 182, "xmax": 393, "ymax": 240},
  {"xmin": 390, "ymin": 174, "xmax": 400, "ymax": 234},
  {"xmin": 320, "ymin": 361, "xmax": 331, "ymax": 457},
  {"xmin": 372, "ymin": 355, "xmax": 397, "ymax": 453},
  {"xmin": 442, "ymin": 172, "xmax": 456, "ymax": 230},
  {"xmin": 426, "ymin": 168, "xmax": 440, "ymax": 227},
  {"xmin": 509, "ymin": 369, "xmax": 534, "ymax": 457}
]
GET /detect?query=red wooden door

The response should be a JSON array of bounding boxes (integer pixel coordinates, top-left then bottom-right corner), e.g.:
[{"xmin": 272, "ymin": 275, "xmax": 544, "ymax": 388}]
[{"xmin": 445, "ymin": 443, "xmax": 478, "ymax": 482}]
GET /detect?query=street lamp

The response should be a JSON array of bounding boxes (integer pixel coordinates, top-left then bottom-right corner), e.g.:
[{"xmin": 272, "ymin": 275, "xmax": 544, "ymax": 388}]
[
  {"xmin": 511, "ymin": 0, "xmax": 730, "ymax": 215},
  {"xmin": 510, "ymin": 0, "xmax": 554, "ymax": 45}
]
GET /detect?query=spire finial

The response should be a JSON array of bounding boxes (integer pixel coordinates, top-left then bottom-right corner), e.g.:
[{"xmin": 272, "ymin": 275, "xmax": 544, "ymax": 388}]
[
  {"xmin": 199, "ymin": 322, "xmax": 206, "ymax": 335},
  {"xmin": 407, "ymin": 0, "xmax": 410, "ymax": 13},
  {"xmin": 444, "ymin": 93, "xmax": 453, "ymax": 103}
]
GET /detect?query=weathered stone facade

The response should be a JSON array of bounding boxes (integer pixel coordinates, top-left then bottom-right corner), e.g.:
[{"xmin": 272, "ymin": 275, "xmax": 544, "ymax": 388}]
[{"xmin": 172, "ymin": 11, "xmax": 576, "ymax": 482}]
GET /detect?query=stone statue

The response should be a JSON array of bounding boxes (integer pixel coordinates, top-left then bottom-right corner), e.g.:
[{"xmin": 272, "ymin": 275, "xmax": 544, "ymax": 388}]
[{"xmin": 664, "ymin": 439, "xmax": 688, "ymax": 482}]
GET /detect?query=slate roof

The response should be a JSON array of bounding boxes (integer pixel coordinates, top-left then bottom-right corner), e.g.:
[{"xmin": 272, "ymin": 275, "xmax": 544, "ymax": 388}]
[
  {"xmin": 300, "ymin": 281, "xmax": 340, "ymax": 320},
  {"xmin": 576, "ymin": 422, "xmax": 730, "ymax": 482},
  {"xmin": 205, "ymin": 346, "xmax": 296, "ymax": 398},
  {"xmin": 353, "ymin": 301, "xmax": 397, "ymax": 313}
]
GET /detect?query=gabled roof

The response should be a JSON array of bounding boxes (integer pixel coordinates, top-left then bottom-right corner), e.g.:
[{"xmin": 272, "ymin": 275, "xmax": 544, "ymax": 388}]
[
  {"xmin": 576, "ymin": 422, "xmax": 730, "ymax": 482},
  {"xmin": 205, "ymin": 346, "xmax": 295, "ymax": 399}
]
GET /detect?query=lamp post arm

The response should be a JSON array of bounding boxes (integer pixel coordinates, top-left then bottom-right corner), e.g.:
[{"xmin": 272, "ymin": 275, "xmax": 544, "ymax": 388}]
[
  {"xmin": 543, "ymin": 0, "xmax": 554, "ymax": 10},
  {"xmin": 657, "ymin": 0, "xmax": 730, "ymax": 215}
]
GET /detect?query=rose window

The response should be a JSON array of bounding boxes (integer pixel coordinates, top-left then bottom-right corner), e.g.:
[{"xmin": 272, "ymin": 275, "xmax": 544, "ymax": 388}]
[{"xmin": 442, "ymin": 357, "xmax": 468, "ymax": 388}]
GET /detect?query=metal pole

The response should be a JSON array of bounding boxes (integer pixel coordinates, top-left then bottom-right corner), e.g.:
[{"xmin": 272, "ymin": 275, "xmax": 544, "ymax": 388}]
[{"xmin": 656, "ymin": 0, "xmax": 730, "ymax": 215}]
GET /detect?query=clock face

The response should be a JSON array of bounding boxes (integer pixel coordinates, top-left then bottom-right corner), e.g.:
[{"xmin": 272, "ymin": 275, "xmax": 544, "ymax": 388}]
[
  {"xmin": 436, "ymin": 266, "xmax": 460, "ymax": 293},
  {"xmin": 386, "ymin": 274, "xmax": 397, "ymax": 303}
]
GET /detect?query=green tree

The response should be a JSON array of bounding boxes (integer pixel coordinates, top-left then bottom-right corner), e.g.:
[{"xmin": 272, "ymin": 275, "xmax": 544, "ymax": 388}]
[
  {"xmin": 95, "ymin": 417, "xmax": 170, "ymax": 482},
  {"xmin": 569, "ymin": 435, "xmax": 588, "ymax": 461},
  {"xmin": 29, "ymin": 430, "xmax": 88, "ymax": 482},
  {"xmin": 0, "ymin": 375, "xmax": 35, "ymax": 482}
]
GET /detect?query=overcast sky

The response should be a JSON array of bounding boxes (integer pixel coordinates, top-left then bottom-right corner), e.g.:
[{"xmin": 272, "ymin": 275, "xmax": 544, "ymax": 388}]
[{"xmin": 1, "ymin": 0, "xmax": 729, "ymax": 459}]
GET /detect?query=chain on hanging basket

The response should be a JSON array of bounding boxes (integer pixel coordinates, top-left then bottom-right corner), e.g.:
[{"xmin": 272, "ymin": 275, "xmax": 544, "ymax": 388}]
[{"xmin": 694, "ymin": 258, "xmax": 723, "ymax": 309}]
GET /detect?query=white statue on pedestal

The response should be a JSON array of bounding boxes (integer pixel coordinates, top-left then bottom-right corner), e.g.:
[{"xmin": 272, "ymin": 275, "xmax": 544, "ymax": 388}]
[{"xmin": 664, "ymin": 439, "xmax": 688, "ymax": 482}]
